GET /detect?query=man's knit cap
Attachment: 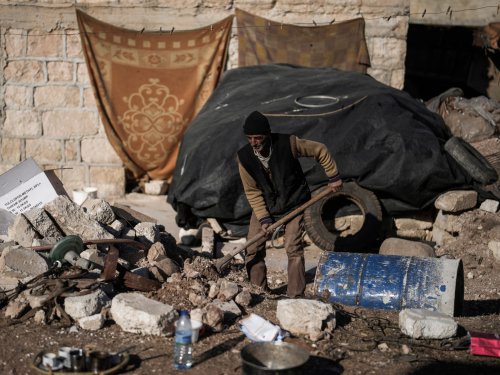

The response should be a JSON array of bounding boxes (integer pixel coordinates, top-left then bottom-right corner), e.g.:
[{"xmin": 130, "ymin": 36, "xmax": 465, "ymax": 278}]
[{"xmin": 243, "ymin": 111, "xmax": 271, "ymax": 135}]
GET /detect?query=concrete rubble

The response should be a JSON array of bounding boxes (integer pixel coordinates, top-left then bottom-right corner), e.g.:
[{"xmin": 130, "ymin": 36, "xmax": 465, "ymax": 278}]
[
  {"xmin": 0, "ymin": 185, "xmax": 497, "ymax": 354},
  {"xmin": 399, "ymin": 308, "xmax": 458, "ymax": 339},
  {"xmin": 276, "ymin": 299, "xmax": 336, "ymax": 341}
]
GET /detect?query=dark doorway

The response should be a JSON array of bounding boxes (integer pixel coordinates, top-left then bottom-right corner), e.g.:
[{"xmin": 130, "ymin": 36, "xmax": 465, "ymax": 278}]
[{"xmin": 403, "ymin": 24, "xmax": 491, "ymax": 101}]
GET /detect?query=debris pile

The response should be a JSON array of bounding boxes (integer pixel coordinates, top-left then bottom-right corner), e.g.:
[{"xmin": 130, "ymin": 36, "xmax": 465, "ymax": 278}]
[{"xmin": 0, "ymin": 194, "xmax": 264, "ymax": 339}]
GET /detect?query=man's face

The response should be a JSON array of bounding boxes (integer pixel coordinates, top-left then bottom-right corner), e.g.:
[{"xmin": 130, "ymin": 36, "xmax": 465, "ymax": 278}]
[{"xmin": 246, "ymin": 134, "xmax": 268, "ymax": 152}]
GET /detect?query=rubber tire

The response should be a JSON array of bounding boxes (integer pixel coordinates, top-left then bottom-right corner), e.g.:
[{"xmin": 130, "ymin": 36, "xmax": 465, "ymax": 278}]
[
  {"xmin": 304, "ymin": 182, "xmax": 382, "ymax": 252},
  {"xmin": 444, "ymin": 136, "xmax": 498, "ymax": 185}
]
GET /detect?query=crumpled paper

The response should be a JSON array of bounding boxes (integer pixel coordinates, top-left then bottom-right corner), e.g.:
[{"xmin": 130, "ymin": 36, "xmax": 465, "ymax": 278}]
[{"xmin": 239, "ymin": 313, "xmax": 286, "ymax": 342}]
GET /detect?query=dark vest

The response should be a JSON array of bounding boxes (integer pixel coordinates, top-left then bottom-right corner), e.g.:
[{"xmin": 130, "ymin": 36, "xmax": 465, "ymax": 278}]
[{"xmin": 238, "ymin": 133, "xmax": 311, "ymax": 217}]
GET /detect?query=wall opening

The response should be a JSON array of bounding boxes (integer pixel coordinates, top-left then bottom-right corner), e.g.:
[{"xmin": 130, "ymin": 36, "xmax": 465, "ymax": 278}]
[{"xmin": 403, "ymin": 23, "xmax": 498, "ymax": 101}]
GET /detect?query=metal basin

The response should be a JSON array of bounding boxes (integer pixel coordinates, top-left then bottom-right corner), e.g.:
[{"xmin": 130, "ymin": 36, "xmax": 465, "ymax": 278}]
[{"xmin": 241, "ymin": 342, "xmax": 310, "ymax": 375}]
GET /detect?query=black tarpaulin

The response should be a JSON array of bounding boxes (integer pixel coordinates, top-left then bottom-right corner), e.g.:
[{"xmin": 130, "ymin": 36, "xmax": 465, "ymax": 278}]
[{"xmin": 167, "ymin": 64, "xmax": 471, "ymax": 234}]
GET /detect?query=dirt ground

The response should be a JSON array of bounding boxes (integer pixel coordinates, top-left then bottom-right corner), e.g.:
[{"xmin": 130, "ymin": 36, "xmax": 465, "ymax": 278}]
[{"xmin": 1, "ymin": 198, "xmax": 500, "ymax": 375}]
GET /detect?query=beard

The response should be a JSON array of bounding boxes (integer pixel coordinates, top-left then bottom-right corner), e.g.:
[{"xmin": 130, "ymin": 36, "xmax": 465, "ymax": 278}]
[{"xmin": 252, "ymin": 137, "xmax": 270, "ymax": 153}]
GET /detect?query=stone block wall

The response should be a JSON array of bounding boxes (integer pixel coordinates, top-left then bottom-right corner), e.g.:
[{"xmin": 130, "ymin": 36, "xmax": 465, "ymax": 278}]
[{"xmin": 0, "ymin": 0, "xmax": 410, "ymax": 198}]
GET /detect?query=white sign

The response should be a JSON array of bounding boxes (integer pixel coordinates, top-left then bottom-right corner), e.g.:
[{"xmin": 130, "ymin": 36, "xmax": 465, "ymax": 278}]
[{"xmin": 0, "ymin": 172, "xmax": 59, "ymax": 215}]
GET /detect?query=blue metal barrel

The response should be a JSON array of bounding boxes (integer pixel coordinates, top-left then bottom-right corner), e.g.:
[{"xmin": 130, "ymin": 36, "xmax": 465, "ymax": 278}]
[{"xmin": 314, "ymin": 252, "xmax": 464, "ymax": 316}]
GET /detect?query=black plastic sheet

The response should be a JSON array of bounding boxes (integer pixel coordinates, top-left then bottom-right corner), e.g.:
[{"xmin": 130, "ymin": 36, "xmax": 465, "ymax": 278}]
[{"xmin": 167, "ymin": 64, "xmax": 471, "ymax": 234}]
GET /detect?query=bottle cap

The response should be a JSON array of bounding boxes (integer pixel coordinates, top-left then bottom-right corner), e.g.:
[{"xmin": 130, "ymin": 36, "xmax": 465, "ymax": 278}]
[{"xmin": 180, "ymin": 310, "xmax": 189, "ymax": 316}]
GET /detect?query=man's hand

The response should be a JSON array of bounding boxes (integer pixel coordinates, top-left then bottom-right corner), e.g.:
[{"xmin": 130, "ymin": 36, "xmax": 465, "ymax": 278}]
[
  {"xmin": 328, "ymin": 178, "xmax": 343, "ymax": 193},
  {"xmin": 261, "ymin": 222, "xmax": 272, "ymax": 234}
]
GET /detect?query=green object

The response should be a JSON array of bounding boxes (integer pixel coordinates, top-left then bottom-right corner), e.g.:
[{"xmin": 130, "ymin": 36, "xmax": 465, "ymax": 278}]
[{"xmin": 48, "ymin": 235, "xmax": 84, "ymax": 262}]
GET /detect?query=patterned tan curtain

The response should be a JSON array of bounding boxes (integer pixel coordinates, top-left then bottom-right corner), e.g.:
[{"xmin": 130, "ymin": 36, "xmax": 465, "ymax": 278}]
[
  {"xmin": 77, "ymin": 10, "xmax": 233, "ymax": 180},
  {"xmin": 236, "ymin": 8, "xmax": 370, "ymax": 72}
]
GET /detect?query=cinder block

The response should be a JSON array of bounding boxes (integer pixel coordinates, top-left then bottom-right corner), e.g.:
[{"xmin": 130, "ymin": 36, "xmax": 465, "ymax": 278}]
[{"xmin": 399, "ymin": 308, "xmax": 457, "ymax": 339}]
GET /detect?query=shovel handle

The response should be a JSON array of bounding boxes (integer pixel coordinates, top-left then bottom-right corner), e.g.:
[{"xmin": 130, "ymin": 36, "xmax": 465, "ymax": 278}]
[{"xmin": 213, "ymin": 187, "xmax": 333, "ymax": 273}]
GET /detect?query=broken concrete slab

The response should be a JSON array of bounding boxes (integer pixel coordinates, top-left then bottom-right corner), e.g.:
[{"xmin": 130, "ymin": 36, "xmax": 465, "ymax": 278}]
[
  {"xmin": 379, "ymin": 238, "xmax": 435, "ymax": 258},
  {"xmin": 217, "ymin": 280, "xmax": 239, "ymax": 301},
  {"xmin": 433, "ymin": 210, "xmax": 463, "ymax": 233},
  {"xmin": 152, "ymin": 257, "xmax": 180, "ymax": 279},
  {"xmin": 431, "ymin": 226, "xmax": 456, "ymax": 247},
  {"xmin": 399, "ymin": 308, "xmax": 457, "ymax": 339},
  {"xmin": 203, "ymin": 304, "xmax": 224, "ymax": 332},
  {"xmin": 276, "ymin": 299, "xmax": 335, "ymax": 339},
  {"xmin": 395, "ymin": 229, "xmax": 431, "ymax": 242},
  {"xmin": 110, "ymin": 292, "xmax": 178, "ymax": 336},
  {"xmin": 144, "ymin": 180, "xmax": 169, "ymax": 195},
  {"xmin": 7, "ymin": 214, "xmax": 41, "ymax": 247},
  {"xmin": 147, "ymin": 242, "xmax": 167, "ymax": 262},
  {"xmin": 201, "ymin": 226, "xmax": 215, "ymax": 257},
  {"xmin": 105, "ymin": 219, "xmax": 125, "ymax": 237},
  {"xmin": 235, "ymin": 289, "xmax": 252, "ymax": 307},
  {"xmin": 5, "ymin": 298, "xmax": 29, "ymax": 319},
  {"xmin": 480, "ymin": 199, "xmax": 499, "ymax": 213},
  {"xmin": 64, "ymin": 289, "xmax": 110, "ymax": 321},
  {"xmin": 44, "ymin": 196, "xmax": 114, "ymax": 240},
  {"xmin": 82, "ymin": 199, "xmax": 116, "ymax": 225},
  {"xmin": 487, "ymin": 241, "xmax": 500, "ymax": 261},
  {"xmin": 210, "ymin": 299, "xmax": 242, "ymax": 321},
  {"xmin": 24, "ymin": 208, "xmax": 63, "ymax": 240},
  {"xmin": 434, "ymin": 190, "xmax": 478, "ymax": 212},
  {"xmin": 78, "ymin": 313, "xmax": 105, "ymax": 331},
  {"xmin": 394, "ymin": 212, "xmax": 433, "ymax": 230},
  {"xmin": 134, "ymin": 222, "xmax": 159, "ymax": 245},
  {"xmin": 0, "ymin": 244, "xmax": 49, "ymax": 277}
]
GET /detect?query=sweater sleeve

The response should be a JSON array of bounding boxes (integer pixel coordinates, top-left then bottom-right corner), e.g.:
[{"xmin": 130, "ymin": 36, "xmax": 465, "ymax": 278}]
[
  {"xmin": 292, "ymin": 136, "xmax": 341, "ymax": 183},
  {"xmin": 238, "ymin": 157, "xmax": 272, "ymax": 224}
]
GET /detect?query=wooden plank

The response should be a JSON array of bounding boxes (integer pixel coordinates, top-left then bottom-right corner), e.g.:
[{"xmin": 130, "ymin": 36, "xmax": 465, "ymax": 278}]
[{"xmin": 111, "ymin": 203, "xmax": 158, "ymax": 225}]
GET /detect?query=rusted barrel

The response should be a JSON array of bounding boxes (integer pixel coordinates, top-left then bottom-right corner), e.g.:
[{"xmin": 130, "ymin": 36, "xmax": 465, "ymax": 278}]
[{"xmin": 314, "ymin": 252, "xmax": 464, "ymax": 316}]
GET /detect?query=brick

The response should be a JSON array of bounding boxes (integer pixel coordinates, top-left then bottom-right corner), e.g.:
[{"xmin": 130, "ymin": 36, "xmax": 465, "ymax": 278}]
[
  {"xmin": 34, "ymin": 86, "xmax": 80, "ymax": 108},
  {"xmin": 5, "ymin": 29, "xmax": 25, "ymax": 57},
  {"xmin": 390, "ymin": 68, "xmax": 405, "ymax": 89},
  {"xmin": 25, "ymin": 138, "xmax": 63, "ymax": 163},
  {"xmin": 435, "ymin": 190, "xmax": 478, "ymax": 212},
  {"xmin": 366, "ymin": 68, "xmax": 391, "ymax": 85},
  {"xmin": 61, "ymin": 166, "xmax": 88, "ymax": 193},
  {"xmin": 433, "ymin": 210, "xmax": 463, "ymax": 233},
  {"xmin": 399, "ymin": 308, "xmax": 457, "ymax": 338},
  {"xmin": 64, "ymin": 140, "xmax": 80, "ymax": 162},
  {"xmin": 81, "ymin": 138, "xmax": 121, "ymax": 164},
  {"xmin": 363, "ymin": 0, "xmax": 408, "ymax": 8},
  {"xmin": 365, "ymin": 17, "xmax": 408, "ymax": 38},
  {"xmin": 90, "ymin": 167, "xmax": 125, "ymax": 198},
  {"xmin": 370, "ymin": 37, "xmax": 406, "ymax": 69},
  {"xmin": 0, "ymin": 138, "xmax": 22, "ymax": 163},
  {"xmin": 66, "ymin": 31, "xmax": 83, "ymax": 58},
  {"xmin": 27, "ymin": 31, "xmax": 62, "ymax": 57},
  {"xmin": 42, "ymin": 110, "xmax": 98, "ymax": 137},
  {"xmin": 4, "ymin": 85, "xmax": 32, "ymax": 108},
  {"xmin": 83, "ymin": 88, "xmax": 96, "ymax": 108},
  {"xmin": 77, "ymin": 63, "xmax": 89, "ymax": 83},
  {"xmin": 4, "ymin": 110, "xmax": 41, "ymax": 137},
  {"xmin": 47, "ymin": 61, "xmax": 74, "ymax": 82},
  {"xmin": 4, "ymin": 60, "xmax": 44, "ymax": 83}
]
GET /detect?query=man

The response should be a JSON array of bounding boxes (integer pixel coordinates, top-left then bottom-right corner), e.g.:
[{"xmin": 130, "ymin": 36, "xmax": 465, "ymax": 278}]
[{"xmin": 237, "ymin": 111, "xmax": 343, "ymax": 297}]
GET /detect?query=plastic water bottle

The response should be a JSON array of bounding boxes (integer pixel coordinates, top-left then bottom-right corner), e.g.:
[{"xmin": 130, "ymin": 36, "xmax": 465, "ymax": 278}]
[{"xmin": 173, "ymin": 310, "xmax": 193, "ymax": 369}]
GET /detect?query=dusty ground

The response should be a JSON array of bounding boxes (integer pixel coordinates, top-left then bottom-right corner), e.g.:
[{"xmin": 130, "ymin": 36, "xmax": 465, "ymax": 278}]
[{"xmin": 1, "ymin": 190, "xmax": 500, "ymax": 374}]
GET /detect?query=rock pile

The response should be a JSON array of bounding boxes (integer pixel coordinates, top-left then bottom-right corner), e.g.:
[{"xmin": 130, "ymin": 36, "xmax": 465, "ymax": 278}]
[{"xmin": 0, "ymin": 195, "xmax": 264, "ymax": 338}]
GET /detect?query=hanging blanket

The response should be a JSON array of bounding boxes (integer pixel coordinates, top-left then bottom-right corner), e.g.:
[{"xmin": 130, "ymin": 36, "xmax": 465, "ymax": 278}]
[
  {"xmin": 76, "ymin": 10, "xmax": 233, "ymax": 180},
  {"xmin": 236, "ymin": 8, "xmax": 370, "ymax": 72}
]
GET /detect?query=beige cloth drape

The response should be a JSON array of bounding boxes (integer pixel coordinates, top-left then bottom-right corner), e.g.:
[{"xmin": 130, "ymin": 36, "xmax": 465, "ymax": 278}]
[
  {"xmin": 236, "ymin": 8, "xmax": 370, "ymax": 72},
  {"xmin": 77, "ymin": 10, "xmax": 233, "ymax": 180}
]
